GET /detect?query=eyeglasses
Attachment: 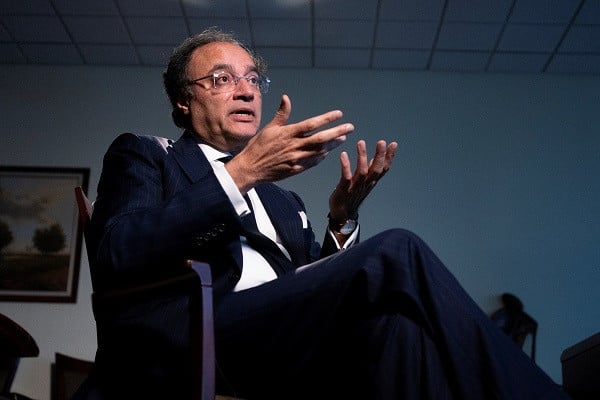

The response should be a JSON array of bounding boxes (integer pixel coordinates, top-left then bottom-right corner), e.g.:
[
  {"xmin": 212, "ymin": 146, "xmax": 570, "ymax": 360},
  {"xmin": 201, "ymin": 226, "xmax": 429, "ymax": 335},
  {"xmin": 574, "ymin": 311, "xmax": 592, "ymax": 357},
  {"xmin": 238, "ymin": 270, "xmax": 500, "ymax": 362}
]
[{"xmin": 188, "ymin": 71, "xmax": 271, "ymax": 94}]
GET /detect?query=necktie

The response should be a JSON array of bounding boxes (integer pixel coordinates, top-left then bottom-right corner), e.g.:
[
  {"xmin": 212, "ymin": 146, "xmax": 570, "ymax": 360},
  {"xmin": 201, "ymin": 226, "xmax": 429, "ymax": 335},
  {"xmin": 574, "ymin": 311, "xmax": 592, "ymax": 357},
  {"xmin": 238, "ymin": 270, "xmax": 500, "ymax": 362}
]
[
  {"xmin": 240, "ymin": 194, "xmax": 295, "ymax": 276},
  {"xmin": 219, "ymin": 155, "xmax": 294, "ymax": 275}
]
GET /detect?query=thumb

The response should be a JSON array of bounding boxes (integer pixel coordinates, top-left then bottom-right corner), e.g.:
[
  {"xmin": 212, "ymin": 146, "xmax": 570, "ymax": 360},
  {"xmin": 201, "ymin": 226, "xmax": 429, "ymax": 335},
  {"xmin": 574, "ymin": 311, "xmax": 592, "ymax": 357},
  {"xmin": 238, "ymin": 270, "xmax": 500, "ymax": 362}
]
[{"xmin": 268, "ymin": 94, "xmax": 291, "ymax": 127}]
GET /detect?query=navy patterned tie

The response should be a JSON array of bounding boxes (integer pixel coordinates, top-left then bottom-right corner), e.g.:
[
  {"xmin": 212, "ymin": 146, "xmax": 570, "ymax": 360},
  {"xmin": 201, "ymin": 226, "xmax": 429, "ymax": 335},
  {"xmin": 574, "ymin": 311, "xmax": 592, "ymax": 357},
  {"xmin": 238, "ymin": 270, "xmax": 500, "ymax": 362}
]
[
  {"xmin": 240, "ymin": 194, "xmax": 294, "ymax": 276},
  {"xmin": 219, "ymin": 155, "xmax": 294, "ymax": 275}
]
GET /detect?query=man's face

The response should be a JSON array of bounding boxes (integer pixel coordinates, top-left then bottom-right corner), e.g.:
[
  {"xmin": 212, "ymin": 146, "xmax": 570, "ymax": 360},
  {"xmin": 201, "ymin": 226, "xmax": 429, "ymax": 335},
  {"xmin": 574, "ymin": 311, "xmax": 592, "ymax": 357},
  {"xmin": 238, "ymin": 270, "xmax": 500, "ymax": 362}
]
[{"xmin": 179, "ymin": 42, "xmax": 263, "ymax": 152}]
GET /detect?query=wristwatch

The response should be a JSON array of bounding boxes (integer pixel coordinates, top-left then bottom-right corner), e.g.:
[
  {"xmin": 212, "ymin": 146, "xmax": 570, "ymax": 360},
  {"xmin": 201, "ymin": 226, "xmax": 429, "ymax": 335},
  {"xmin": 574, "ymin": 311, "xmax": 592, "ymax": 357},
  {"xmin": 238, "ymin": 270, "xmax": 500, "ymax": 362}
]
[{"xmin": 328, "ymin": 213, "xmax": 358, "ymax": 235}]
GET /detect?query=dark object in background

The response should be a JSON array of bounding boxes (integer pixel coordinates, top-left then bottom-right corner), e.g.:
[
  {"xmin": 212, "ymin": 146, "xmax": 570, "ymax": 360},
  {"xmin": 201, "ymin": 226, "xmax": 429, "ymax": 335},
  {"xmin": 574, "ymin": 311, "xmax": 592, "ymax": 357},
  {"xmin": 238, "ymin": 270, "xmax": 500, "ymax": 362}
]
[
  {"xmin": 490, "ymin": 293, "xmax": 538, "ymax": 361},
  {"xmin": 0, "ymin": 312, "xmax": 39, "ymax": 400},
  {"xmin": 561, "ymin": 332, "xmax": 600, "ymax": 400}
]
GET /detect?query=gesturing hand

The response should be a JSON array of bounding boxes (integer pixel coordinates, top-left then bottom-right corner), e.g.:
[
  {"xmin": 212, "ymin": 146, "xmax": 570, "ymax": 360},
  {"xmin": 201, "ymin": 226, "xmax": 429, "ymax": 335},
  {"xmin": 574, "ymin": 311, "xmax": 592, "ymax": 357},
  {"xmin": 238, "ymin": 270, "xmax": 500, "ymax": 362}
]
[
  {"xmin": 328, "ymin": 139, "xmax": 398, "ymax": 223},
  {"xmin": 227, "ymin": 94, "xmax": 355, "ymax": 194}
]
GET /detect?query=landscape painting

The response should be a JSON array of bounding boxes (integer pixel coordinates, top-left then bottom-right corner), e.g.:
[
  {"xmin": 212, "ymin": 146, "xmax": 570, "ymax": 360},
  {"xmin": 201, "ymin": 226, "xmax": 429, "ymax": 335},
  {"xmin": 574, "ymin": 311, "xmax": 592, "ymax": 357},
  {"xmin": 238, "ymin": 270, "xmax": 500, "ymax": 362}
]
[{"xmin": 0, "ymin": 166, "xmax": 89, "ymax": 302}]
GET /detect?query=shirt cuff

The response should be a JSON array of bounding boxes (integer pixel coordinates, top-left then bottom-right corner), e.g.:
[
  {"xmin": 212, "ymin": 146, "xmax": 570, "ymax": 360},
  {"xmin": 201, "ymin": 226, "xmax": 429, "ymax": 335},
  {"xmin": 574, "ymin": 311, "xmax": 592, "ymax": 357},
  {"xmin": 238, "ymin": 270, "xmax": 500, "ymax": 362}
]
[
  {"xmin": 327, "ymin": 224, "xmax": 359, "ymax": 250},
  {"xmin": 212, "ymin": 163, "xmax": 250, "ymax": 217}
]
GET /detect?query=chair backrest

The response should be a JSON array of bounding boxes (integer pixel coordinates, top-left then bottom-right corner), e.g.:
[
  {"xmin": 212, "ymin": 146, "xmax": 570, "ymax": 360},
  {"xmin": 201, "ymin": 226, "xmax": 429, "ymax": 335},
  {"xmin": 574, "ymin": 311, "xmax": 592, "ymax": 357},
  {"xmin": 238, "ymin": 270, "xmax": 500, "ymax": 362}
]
[
  {"xmin": 52, "ymin": 353, "xmax": 94, "ymax": 400},
  {"xmin": 72, "ymin": 186, "xmax": 216, "ymax": 400},
  {"xmin": 74, "ymin": 186, "xmax": 93, "ymax": 227},
  {"xmin": 0, "ymin": 313, "xmax": 39, "ymax": 396}
]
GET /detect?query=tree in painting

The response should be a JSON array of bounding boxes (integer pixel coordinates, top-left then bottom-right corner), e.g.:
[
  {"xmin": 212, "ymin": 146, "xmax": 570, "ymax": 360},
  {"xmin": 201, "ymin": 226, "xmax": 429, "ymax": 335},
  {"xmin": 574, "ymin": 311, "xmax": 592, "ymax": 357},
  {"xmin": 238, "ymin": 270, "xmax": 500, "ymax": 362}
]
[{"xmin": 32, "ymin": 223, "xmax": 66, "ymax": 254}]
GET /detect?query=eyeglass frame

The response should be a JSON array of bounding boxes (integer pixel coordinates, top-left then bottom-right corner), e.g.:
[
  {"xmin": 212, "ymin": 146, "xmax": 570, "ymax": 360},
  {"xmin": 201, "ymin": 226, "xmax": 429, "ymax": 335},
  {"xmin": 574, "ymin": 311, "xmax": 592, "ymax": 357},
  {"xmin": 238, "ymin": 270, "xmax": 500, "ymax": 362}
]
[{"xmin": 187, "ymin": 70, "xmax": 271, "ymax": 94}]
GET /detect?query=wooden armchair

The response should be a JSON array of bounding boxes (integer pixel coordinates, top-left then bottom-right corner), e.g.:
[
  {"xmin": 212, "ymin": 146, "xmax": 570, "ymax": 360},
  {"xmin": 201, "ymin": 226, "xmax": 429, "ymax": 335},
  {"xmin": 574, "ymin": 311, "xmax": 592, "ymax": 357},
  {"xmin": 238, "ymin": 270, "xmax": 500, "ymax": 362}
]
[
  {"xmin": 74, "ymin": 187, "xmax": 216, "ymax": 399},
  {"xmin": 0, "ymin": 312, "xmax": 39, "ymax": 400},
  {"xmin": 52, "ymin": 352, "xmax": 93, "ymax": 400}
]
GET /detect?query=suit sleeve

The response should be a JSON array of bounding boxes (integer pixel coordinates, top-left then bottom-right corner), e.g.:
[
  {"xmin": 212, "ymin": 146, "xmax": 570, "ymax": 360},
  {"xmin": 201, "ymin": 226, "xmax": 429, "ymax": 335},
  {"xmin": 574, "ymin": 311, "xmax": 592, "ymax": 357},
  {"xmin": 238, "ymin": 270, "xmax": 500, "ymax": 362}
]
[{"xmin": 87, "ymin": 133, "xmax": 241, "ymax": 289}]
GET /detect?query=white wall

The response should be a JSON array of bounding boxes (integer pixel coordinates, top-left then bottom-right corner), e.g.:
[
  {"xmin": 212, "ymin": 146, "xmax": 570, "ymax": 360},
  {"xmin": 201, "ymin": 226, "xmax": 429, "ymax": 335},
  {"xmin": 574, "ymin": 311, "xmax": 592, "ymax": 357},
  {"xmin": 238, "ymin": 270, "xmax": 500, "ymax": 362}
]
[{"xmin": 1, "ymin": 64, "xmax": 599, "ymax": 399}]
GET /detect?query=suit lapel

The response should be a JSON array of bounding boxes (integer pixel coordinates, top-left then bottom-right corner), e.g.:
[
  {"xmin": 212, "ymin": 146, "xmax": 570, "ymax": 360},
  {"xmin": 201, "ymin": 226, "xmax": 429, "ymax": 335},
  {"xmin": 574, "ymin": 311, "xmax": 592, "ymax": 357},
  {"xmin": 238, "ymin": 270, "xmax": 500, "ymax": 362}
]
[
  {"xmin": 255, "ymin": 184, "xmax": 307, "ymax": 266},
  {"xmin": 170, "ymin": 131, "xmax": 212, "ymax": 183},
  {"xmin": 169, "ymin": 132, "xmax": 308, "ymax": 267}
]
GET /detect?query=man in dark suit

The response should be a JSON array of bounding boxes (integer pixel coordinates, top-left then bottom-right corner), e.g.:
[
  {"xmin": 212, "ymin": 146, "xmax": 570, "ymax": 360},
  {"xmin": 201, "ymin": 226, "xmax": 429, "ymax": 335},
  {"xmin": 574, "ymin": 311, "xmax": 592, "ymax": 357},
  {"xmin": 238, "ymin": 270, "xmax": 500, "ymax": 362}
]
[{"xmin": 79, "ymin": 28, "xmax": 570, "ymax": 399}]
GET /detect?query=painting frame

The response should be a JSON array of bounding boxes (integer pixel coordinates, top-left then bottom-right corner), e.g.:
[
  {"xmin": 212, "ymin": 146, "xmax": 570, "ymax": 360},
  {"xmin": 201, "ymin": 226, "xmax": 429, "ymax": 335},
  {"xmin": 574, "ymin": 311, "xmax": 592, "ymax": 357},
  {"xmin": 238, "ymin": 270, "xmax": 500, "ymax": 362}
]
[{"xmin": 0, "ymin": 166, "xmax": 90, "ymax": 303}]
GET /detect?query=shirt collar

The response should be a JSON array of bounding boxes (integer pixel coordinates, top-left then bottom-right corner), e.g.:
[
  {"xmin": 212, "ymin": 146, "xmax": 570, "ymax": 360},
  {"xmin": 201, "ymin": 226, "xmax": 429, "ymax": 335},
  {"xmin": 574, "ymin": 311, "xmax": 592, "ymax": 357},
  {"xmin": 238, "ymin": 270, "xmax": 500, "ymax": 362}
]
[{"xmin": 198, "ymin": 143, "xmax": 231, "ymax": 164}]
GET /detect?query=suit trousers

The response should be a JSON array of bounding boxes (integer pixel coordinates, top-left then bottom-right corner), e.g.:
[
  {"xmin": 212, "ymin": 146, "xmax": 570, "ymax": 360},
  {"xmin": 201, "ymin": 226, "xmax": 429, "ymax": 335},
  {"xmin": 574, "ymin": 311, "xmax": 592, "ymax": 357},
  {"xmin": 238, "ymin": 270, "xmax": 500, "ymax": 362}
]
[{"xmin": 214, "ymin": 229, "xmax": 569, "ymax": 400}]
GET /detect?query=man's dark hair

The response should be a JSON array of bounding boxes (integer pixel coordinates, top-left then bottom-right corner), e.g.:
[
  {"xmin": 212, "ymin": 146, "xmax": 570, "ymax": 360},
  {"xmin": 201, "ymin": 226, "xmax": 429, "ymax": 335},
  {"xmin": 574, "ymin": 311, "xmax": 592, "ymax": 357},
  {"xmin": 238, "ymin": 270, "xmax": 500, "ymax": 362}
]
[{"xmin": 163, "ymin": 27, "xmax": 267, "ymax": 130}]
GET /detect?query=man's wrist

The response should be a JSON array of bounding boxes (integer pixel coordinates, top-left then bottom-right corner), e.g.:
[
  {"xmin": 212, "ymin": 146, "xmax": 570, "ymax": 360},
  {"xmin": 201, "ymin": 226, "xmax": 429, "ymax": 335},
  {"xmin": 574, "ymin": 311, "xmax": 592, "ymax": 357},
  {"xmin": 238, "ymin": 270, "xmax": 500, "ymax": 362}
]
[{"xmin": 327, "ymin": 212, "xmax": 358, "ymax": 235}]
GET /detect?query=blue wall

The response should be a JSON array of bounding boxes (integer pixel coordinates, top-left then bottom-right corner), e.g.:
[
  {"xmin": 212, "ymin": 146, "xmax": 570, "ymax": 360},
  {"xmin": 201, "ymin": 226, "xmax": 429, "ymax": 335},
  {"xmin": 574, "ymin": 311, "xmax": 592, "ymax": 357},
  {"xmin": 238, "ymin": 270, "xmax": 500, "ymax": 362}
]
[{"xmin": 1, "ymin": 65, "xmax": 599, "ymax": 398}]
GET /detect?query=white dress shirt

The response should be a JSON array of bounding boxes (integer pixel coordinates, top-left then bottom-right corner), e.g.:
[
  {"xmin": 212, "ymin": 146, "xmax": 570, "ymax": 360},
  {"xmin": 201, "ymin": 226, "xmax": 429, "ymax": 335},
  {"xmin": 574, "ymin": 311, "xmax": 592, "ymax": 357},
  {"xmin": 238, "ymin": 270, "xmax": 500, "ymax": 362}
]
[{"xmin": 198, "ymin": 144, "xmax": 358, "ymax": 291}]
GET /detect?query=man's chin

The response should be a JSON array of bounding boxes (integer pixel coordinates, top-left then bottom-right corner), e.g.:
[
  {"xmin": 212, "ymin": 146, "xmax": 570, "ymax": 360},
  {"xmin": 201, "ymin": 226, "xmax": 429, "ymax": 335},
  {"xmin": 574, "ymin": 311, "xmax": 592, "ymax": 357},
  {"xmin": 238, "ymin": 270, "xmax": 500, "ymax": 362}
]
[
  {"xmin": 227, "ymin": 131, "xmax": 256, "ymax": 151},
  {"xmin": 230, "ymin": 127, "xmax": 259, "ymax": 140}
]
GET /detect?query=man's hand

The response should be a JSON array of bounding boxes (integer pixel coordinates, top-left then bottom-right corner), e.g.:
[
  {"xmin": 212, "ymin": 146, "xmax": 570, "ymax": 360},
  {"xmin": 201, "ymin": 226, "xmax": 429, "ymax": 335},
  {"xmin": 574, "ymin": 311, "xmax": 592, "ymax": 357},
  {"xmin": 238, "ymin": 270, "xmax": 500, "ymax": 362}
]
[
  {"xmin": 226, "ymin": 94, "xmax": 354, "ymax": 193},
  {"xmin": 328, "ymin": 139, "xmax": 398, "ymax": 223}
]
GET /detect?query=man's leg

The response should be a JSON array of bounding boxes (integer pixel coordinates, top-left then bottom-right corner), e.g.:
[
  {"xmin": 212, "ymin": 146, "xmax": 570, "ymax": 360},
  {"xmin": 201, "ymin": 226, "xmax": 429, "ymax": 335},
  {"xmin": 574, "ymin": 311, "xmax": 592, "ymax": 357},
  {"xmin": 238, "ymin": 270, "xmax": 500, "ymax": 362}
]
[{"xmin": 214, "ymin": 229, "xmax": 569, "ymax": 399}]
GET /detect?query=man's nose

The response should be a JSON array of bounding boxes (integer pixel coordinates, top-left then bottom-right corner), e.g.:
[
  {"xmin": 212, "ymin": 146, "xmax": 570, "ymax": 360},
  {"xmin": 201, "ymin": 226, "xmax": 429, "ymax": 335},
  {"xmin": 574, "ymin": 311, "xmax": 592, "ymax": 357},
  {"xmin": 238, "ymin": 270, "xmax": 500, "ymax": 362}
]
[{"xmin": 233, "ymin": 78, "xmax": 255, "ymax": 99}]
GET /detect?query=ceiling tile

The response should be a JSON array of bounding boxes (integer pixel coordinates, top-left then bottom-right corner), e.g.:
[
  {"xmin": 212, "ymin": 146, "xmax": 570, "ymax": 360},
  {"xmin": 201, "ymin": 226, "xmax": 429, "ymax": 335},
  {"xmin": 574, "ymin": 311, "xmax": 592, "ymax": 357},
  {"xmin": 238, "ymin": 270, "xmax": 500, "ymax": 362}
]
[
  {"xmin": 378, "ymin": 0, "xmax": 444, "ymax": 21},
  {"xmin": 63, "ymin": 16, "xmax": 131, "ymax": 44},
  {"xmin": 252, "ymin": 19, "xmax": 311, "ymax": 47},
  {"xmin": 79, "ymin": 44, "xmax": 139, "ymax": 65},
  {"xmin": 372, "ymin": 48, "xmax": 429, "ymax": 69},
  {"xmin": 254, "ymin": 46, "xmax": 312, "ymax": 68},
  {"xmin": 116, "ymin": 0, "xmax": 184, "ymax": 17},
  {"xmin": 498, "ymin": 24, "xmax": 566, "ymax": 52},
  {"xmin": 487, "ymin": 52, "xmax": 550, "ymax": 73},
  {"xmin": 0, "ymin": 0, "xmax": 55, "ymax": 15},
  {"xmin": 2, "ymin": 16, "xmax": 71, "ymax": 42},
  {"xmin": 546, "ymin": 53, "xmax": 600, "ymax": 74},
  {"xmin": 376, "ymin": 21, "xmax": 438, "ymax": 49},
  {"xmin": 509, "ymin": 0, "xmax": 581, "ymax": 24},
  {"xmin": 315, "ymin": 0, "xmax": 377, "ymax": 19},
  {"xmin": 52, "ymin": 0, "xmax": 119, "ymax": 15},
  {"xmin": 248, "ymin": 0, "xmax": 311, "ymax": 18},
  {"xmin": 0, "ymin": 0, "xmax": 598, "ymax": 75},
  {"xmin": 182, "ymin": 0, "xmax": 248, "ymax": 18},
  {"xmin": 20, "ymin": 43, "xmax": 83, "ymax": 64},
  {"xmin": 559, "ymin": 25, "xmax": 600, "ymax": 53},
  {"xmin": 125, "ymin": 16, "xmax": 189, "ymax": 45},
  {"xmin": 136, "ymin": 44, "xmax": 173, "ymax": 66},
  {"xmin": 431, "ymin": 50, "xmax": 489, "ymax": 72},
  {"xmin": 188, "ymin": 18, "xmax": 251, "ymax": 44},
  {"xmin": 445, "ymin": 0, "xmax": 513, "ymax": 23},
  {"xmin": 0, "ymin": 43, "xmax": 26, "ymax": 63},
  {"xmin": 315, "ymin": 20, "xmax": 374, "ymax": 47},
  {"xmin": 437, "ymin": 22, "xmax": 502, "ymax": 51},
  {"xmin": 315, "ymin": 48, "xmax": 371, "ymax": 68}
]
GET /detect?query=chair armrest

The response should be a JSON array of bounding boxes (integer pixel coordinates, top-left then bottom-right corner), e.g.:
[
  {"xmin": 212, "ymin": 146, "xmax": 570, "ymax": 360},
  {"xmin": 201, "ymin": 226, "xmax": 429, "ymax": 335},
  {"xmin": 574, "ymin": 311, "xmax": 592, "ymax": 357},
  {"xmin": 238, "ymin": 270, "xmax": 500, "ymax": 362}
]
[
  {"xmin": 90, "ymin": 260, "xmax": 215, "ymax": 400},
  {"xmin": 91, "ymin": 260, "xmax": 211, "ymax": 308}
]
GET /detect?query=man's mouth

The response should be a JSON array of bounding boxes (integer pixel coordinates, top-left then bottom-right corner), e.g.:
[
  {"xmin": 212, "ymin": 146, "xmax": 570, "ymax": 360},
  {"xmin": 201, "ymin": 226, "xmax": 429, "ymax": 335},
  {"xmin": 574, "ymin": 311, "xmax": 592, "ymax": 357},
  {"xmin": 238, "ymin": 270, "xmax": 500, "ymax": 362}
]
[{"xmin": 232, "ymin": 108, "xmax": 254, "ymax": 116}]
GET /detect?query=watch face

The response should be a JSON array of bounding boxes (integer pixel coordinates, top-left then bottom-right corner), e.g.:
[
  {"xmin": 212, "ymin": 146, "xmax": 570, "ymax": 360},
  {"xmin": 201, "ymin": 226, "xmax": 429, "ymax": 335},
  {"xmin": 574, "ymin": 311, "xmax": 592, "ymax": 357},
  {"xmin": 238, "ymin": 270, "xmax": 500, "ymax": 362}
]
[{"xmin": 340, "ymin": 219, "xmax": 357, "ymax": 235}]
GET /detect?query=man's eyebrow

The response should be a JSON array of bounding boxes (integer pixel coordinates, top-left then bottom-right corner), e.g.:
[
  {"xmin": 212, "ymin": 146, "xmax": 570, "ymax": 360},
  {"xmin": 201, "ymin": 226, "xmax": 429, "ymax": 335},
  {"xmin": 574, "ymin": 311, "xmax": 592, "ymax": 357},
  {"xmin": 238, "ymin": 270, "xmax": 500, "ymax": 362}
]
[
  {"xmin": 209, "ymin": 63, "xmax": 231, "ymax": 73},
  {"xmin": 208, "ymin": 63, "xmax": 259, "ymax": 74}
]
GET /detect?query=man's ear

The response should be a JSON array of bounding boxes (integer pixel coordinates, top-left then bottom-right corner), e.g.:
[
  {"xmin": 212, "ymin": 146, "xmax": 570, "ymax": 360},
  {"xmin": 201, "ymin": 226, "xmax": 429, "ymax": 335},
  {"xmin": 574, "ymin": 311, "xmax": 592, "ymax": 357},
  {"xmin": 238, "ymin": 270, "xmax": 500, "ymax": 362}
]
[{"xmin": 176, "ymin": 99, "xmax": 190, "ymax": 115}]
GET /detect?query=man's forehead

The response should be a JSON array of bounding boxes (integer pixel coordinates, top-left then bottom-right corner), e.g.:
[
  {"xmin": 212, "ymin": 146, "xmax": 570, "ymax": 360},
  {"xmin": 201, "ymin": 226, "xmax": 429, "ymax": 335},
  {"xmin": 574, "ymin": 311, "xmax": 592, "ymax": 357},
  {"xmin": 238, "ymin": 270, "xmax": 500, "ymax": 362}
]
[{"xmin": 191, "ymin": 42, "xmax": 255, "ymax": 71}]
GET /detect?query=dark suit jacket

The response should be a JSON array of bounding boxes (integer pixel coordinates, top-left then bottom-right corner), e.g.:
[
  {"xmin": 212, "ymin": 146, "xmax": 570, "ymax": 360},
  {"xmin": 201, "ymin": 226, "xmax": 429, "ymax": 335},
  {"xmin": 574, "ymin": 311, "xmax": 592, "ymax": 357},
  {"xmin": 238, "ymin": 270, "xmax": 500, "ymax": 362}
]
[{"xmin": 81, "ymin": 131, "xmax": 343, "ymax": 398}]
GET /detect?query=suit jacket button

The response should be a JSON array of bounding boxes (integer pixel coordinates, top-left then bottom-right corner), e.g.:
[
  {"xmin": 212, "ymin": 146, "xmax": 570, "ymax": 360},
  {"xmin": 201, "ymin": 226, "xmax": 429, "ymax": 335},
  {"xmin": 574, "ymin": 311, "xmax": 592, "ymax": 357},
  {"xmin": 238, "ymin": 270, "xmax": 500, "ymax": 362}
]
[{"xmin": 194, "ymin": 235, "xmax": 207, "ymax": 247}]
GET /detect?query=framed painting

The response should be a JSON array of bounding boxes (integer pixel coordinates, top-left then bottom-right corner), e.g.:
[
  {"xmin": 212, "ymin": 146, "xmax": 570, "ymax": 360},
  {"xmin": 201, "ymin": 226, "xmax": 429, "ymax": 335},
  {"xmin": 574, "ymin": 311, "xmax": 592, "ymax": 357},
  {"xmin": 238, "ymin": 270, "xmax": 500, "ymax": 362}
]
[{"xmin": 0, "ymin": 166, "xmax": 90, "ymax": 302}]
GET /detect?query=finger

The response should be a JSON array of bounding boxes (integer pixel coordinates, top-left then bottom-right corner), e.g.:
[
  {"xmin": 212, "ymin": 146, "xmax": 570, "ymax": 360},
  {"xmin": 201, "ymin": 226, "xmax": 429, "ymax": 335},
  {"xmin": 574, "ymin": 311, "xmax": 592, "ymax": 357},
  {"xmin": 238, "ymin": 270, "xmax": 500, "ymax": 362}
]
[
  {"xmin": 369, "ymin": 140, "xmax": 388, "ymax": 170},
  {"xmin": 303, "ymin": 123, "xmax": 354, "ymax": 147},
  {"xmin": 383, "ymin": 141, "xmax": 398, "ymax": 171},
  {"xmin": 355, "ymin": 140, "xmax": 368, "ymax": 175},
  {"xmin": 292, "ymin": 109, "xmax": 345, "ymax": 137},
  {"xmin": 269, "ymin": 94, "xmax": 291, "ymax": 127},
  {"xmin": 322, "ymin": 136, "xmax": 347, "ymax": 152},
  {"xmin": 339, "ymin": 151, "xmax": 352, "ymax": 181}
]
